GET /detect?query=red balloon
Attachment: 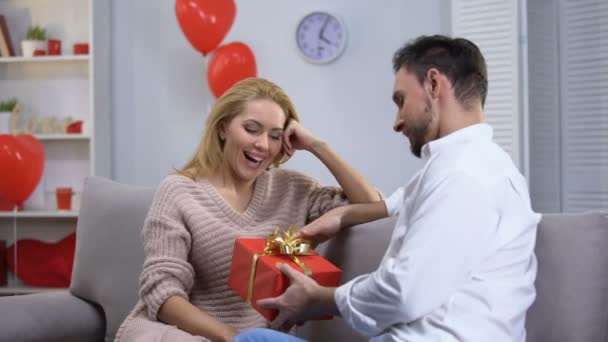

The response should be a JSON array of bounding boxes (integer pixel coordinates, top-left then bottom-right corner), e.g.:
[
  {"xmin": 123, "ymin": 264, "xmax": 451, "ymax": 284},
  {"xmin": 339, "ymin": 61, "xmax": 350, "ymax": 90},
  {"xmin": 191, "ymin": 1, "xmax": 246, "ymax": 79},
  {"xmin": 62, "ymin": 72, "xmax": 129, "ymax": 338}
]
[
  {"xmin": 0, "ymin": 134, "xmax": 44, "ymax": 208},
  {"xmin": 207, "ymin": 42, "xmax": 258, "ymax": 98},
  {"xmin": 175, "ymin": 0, "xmax": 236, "ymax": 56}
]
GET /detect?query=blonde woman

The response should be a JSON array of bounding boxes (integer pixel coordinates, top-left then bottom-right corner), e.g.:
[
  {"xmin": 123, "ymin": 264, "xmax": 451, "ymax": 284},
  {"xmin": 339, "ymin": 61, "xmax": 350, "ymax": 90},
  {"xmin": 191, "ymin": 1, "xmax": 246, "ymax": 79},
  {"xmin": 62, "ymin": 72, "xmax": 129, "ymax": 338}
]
[{"xmin": 115, "ymin": 77, "xmax": 381, "ymax": 342}]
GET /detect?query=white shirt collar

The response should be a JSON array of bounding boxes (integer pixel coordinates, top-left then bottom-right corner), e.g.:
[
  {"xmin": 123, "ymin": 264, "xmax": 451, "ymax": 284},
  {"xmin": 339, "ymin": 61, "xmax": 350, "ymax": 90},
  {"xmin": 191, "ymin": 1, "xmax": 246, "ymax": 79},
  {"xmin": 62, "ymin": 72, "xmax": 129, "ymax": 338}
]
[{"xmin": 421, "ymin": 123, "xmax": 493, "ymax": 159}]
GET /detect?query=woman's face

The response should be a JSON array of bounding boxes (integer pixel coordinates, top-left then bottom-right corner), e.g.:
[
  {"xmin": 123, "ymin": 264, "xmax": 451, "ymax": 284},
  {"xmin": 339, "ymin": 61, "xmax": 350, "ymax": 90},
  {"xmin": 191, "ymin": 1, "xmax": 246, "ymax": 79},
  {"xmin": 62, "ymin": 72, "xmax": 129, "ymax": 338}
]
[{"xmin": 221, "ymin": 98, "xmax": 287, "ymax": 183}]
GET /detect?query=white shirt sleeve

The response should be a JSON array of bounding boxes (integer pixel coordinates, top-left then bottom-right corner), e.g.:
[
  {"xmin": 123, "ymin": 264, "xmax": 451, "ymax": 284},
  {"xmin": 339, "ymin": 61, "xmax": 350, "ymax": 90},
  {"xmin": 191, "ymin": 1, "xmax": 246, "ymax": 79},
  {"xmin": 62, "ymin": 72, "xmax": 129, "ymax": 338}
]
[
  {"xmin": 383, "ymin": 186, "xmax": 404, "ymax": 217},
  {"xmin": 334, "ymin": 172, "xmax": 499, "ymax": 337}
]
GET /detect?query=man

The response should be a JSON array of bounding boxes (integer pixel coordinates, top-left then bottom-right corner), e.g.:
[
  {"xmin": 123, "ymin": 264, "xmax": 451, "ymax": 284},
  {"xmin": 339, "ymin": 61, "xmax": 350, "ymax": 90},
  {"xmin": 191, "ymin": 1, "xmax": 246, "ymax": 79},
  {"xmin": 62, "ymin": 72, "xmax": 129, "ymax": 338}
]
[{"xmin": 235, "ymin": 35, "xmax": 540, "ymax": 342}]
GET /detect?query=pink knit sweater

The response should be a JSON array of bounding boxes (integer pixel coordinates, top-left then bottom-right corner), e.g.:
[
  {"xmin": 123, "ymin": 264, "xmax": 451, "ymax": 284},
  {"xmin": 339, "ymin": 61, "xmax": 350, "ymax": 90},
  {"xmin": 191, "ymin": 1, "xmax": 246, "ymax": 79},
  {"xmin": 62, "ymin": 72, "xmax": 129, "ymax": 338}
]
[{"xmin": 115, "ymin": 168, "xmax": 347, "ymax": 342}]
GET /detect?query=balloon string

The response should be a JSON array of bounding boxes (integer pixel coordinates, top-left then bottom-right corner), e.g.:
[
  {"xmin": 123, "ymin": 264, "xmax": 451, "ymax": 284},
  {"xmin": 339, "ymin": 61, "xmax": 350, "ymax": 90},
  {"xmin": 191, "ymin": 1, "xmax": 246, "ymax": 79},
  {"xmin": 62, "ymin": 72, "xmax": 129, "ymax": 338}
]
[{"xmin": 12, "ymin": 205, "xmax": 17, "ymax": 289}]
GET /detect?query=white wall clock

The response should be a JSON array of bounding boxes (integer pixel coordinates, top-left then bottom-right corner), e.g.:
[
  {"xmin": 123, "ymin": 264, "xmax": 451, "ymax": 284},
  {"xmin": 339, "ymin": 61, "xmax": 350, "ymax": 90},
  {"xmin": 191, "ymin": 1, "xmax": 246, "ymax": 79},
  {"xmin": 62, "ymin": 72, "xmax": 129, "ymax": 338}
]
[{"xmin": 296, "ymin": 11, "xmax": 347, "ymax": 64}]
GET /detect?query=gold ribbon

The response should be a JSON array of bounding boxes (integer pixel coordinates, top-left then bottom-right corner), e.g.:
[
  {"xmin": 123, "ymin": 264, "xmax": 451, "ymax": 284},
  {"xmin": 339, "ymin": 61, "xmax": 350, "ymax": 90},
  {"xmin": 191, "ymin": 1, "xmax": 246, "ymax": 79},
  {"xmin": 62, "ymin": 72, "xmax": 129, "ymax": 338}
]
[{"xmin": 247, "ymin": 227, "xmax": 315, "ymax": 303}]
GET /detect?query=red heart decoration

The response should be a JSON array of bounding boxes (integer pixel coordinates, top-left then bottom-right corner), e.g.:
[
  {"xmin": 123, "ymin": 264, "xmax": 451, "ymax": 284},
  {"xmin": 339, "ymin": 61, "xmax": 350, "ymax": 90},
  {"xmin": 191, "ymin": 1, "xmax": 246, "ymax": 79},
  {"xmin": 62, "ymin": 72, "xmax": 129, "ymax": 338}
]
[
  {"xmin": 0, "ymin": 134, "xmax": 45, "ymax": 208},
  {"xmin": 6, "ymin": 233, "xmax": 76, "ymax": 287},
  {"xmin": 175, "ymin": 0, "xmax": 236, "ymax": 56},
  {"xmin": 207, "ymin": 41, "xmax": 257, "ymax": 98}
]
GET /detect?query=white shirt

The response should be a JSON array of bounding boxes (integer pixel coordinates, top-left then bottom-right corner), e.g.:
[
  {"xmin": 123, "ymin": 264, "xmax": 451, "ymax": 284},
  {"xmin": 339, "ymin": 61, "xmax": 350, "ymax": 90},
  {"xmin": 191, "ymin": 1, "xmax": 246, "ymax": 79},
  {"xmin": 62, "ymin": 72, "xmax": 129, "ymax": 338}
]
[{"xmin": 334, "ymin": 124, "xmax": 540, "ymax": 342}]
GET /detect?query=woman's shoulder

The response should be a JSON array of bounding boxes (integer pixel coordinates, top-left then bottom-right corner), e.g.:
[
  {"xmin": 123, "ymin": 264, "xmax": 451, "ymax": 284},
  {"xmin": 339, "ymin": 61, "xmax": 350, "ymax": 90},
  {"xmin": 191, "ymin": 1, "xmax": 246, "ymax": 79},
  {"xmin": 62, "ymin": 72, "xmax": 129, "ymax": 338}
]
[{"xmin": 154, "ymin": 173, "xmax": 200, "ymax": 197}]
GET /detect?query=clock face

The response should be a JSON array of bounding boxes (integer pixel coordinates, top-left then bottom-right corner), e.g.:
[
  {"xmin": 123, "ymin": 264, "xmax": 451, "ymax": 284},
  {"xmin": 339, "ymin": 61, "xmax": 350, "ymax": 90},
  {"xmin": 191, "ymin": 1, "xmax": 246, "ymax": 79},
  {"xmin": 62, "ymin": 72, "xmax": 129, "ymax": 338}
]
[{"xmin": 296, "ymin": 12, "xmax": 347, "ymax": 64}]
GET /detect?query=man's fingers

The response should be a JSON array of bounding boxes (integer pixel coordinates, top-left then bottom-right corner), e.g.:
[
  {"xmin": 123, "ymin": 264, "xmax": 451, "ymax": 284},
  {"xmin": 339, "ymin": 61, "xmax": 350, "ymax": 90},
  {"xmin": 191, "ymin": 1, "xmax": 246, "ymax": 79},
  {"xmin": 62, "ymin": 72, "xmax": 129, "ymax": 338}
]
[
  {"xmin": 257, "ymin": 297, "xmax": 280, "ymax": 309},
  {"xmin": 276, "ymin": 263, "xmax": 306, "ymax": 282},
  {"xmin": 270, "ymin": 311, "xmax": 286, "ymax": 330}
]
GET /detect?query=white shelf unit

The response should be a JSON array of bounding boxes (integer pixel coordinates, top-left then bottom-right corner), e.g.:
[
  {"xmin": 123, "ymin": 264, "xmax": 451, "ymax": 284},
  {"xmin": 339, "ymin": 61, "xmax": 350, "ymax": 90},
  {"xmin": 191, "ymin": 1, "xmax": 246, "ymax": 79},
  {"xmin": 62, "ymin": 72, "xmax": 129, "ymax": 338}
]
[
  {"xmin": 0, "ymin": 210, "xmax": 79, "ymax": 218},
  {"xmin": 0, "ymin": 0, "xmax": 110, "ymax": 295},
  {"xmin": 0, "ymin": 55, "xmax": 89, "ymax": 63},
  {"xmin": 34, "ymin": 133, "xmax": 91, "ymax": 141}
]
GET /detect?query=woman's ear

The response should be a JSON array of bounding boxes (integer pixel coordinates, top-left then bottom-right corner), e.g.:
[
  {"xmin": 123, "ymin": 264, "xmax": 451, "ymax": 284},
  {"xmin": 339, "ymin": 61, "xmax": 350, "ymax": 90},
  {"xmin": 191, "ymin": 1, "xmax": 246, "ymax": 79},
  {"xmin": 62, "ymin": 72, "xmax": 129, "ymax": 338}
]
[{"xmin": 218, "ymin": 121, "xmax": 226, "ymax": 141}]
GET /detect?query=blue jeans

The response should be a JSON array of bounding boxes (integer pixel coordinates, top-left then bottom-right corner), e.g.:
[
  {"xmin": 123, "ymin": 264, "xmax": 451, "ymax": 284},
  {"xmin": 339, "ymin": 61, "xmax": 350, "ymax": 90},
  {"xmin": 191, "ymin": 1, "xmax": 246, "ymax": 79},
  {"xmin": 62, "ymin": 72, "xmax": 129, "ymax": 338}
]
[{"xmin": 233, "ymin": 328, "xmax": 307, "ymax": 342}]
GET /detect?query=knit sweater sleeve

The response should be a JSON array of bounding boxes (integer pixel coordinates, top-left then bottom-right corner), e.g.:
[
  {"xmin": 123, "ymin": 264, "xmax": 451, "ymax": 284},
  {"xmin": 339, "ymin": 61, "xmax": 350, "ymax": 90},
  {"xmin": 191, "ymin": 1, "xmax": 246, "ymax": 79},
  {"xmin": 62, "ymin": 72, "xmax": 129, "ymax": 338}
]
[
  {"xmin": 285, "ymin": 171, "xmax": 349, "ymax": 224},
  {"xmin": 138, "ymin": 175, "xmax": 195, "ymax": 320}
]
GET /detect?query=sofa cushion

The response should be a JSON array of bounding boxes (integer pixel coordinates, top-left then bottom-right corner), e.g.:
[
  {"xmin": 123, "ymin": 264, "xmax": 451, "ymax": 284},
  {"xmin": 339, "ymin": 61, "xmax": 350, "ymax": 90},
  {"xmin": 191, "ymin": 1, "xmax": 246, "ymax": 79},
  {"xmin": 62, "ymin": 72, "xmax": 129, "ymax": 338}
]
[
  {"xmin": 70, "ymin": 177, "xmax": 155, "ymax": 342},
  {"xmin": 298, "ymin": 216, "xmax": 397, "ymax": 342},
  {"xmin": 526, "ymin": 211, "xmax": 608, "ymax": 342}
]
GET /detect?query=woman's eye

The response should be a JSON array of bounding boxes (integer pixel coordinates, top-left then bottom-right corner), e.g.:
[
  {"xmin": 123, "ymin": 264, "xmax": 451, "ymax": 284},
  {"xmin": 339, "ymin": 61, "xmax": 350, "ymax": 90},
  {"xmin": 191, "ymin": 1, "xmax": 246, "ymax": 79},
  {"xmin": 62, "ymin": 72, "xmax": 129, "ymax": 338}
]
[
  {"xmin": 244, "ymin": 127, "xmax": 257, "ymax": 134},
  {"xmin": 270, "ymin": 134, "xmax": 282, "ymax": 141}
]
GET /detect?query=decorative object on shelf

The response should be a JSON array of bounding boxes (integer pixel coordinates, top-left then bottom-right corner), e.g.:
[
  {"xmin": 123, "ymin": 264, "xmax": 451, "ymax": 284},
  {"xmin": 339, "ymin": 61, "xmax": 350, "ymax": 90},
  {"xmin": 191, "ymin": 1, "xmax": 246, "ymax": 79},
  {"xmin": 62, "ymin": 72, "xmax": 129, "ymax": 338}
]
[
  {"xmin": 296, "ymin": 11, "xmax": 348, "ymax": 65},
  {"xmin": 175, "ymin": 0, "xmax": 236, "ymax": 56},
  {"xmin": 47, "ymin": 39, "xmax": 61, "ymax": 55},
  {"xmin": 9, "ymin": 103, "xmax": 75, "ymax": 134},
  {"xmin": 0, "ymin": 15, "xmax": 15, "ymax": 57},
  {"xmin": 21, "ymin": 25, "xmax": 47, "ymax": 58},
  {"xmin": 0, "ymin": 97, "xmax": 17, "ymax": 134},
  {"xmin": 56, "ymin": 187, "xmax": 73, "ymax": 210},
  {"xmin": 0, "ymin": 134, "xmax": 44, "ymax": 211},
  {"xmin": 66, "ymin": 120, "xmax": 83, "ymax": 134},
  {"xmin": 33, "ymin": 49, "xmax": 46, "ymax": 56},
  {"xmin": 0, "ymin": 240, "xmax": 6, "ymax": 286},
  {"xmin": 73, "ymin": 42, "xmax": 89, "ymax": 55},
  {"xmin": 207, "ymin": 42, "xmax": 257, "ymax": 98},
  {"xmin": 6, "ymin": 233, "xmax": 76, "ymax": 287}
]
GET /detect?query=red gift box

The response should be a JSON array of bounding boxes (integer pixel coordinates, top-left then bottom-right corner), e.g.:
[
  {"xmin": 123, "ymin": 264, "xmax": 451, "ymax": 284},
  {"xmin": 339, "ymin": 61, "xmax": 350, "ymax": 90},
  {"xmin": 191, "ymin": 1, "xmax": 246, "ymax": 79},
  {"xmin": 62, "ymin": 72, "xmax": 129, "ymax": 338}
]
[{"xmin": 229, "ymin": 236, "xmax": 341, "ymax": 321}]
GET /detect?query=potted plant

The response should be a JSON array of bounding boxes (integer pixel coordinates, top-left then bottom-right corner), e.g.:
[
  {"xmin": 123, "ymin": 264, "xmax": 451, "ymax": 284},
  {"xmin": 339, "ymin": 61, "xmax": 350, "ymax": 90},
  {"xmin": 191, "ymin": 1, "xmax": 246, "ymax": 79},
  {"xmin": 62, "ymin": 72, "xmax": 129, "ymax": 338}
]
[
  {"xmin": 21, "ymin": 25, "xmax": 47, "ymax": 57},
  {"xmin": 0, "ymin": 98, "xmax": 17, "ymax": 134}
]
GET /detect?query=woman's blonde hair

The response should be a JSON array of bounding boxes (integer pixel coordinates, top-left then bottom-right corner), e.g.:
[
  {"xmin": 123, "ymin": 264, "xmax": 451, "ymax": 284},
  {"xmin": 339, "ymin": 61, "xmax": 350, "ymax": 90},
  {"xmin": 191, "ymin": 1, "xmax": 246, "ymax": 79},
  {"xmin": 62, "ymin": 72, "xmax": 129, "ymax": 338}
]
[{"xmin": 179, "ymin": 77, "xmax": 300, "ymax": 180}]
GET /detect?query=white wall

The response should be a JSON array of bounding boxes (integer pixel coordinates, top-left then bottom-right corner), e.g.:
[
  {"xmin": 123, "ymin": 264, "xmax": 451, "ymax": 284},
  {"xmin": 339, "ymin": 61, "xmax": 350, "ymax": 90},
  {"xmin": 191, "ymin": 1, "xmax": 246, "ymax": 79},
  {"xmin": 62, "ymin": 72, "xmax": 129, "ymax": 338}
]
[{"xmin": 111, "ymin": 0, "xmax": 449, "ymax": 194}]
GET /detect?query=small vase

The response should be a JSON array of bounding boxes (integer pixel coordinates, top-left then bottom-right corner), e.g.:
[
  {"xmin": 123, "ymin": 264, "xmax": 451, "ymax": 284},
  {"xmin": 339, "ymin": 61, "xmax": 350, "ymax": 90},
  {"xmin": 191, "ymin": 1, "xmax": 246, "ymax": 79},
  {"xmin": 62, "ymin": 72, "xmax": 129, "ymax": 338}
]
[
  {"xmin": 0, "ymin": 111, "xmax": 10, "ymax": 134},
  {"xmin": 21, "ymin": 40, "xmax": 47, "ymax": 57}
]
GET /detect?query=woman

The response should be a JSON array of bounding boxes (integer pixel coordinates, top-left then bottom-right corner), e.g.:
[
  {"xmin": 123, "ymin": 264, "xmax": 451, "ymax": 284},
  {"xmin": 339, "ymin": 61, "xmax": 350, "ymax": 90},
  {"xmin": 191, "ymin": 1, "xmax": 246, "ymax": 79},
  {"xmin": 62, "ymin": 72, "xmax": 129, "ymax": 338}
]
[{"xmin": 115, "ymin": 78, "xmax": 380, "ymax": 342}]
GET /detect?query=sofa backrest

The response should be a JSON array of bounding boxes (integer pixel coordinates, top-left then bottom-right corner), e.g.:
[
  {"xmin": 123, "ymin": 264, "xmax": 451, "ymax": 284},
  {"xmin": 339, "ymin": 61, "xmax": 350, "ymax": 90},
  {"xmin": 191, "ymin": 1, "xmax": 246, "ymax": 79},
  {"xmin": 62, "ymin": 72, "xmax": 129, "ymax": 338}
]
[
  {"xmin": 526, "ymin": 211, "xmax": 608, "ymax": 342},
  {"xmin": 70, "ymin": 177, "xmax": 155, "ymax": 342}
]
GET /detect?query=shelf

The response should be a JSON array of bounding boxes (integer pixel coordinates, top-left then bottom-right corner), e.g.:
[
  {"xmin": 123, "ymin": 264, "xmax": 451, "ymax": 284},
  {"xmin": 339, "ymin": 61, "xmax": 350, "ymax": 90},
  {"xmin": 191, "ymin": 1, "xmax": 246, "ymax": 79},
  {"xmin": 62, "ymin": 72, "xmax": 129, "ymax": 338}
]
[
  {"xmin": 34, "ymin": 134, "xmax": 90, "ymax": 141},
  {"xmin": 0, "ymin": 286, "xmax": 68, "ymax": 295},
  {"xmin": 0, "ymin": 55, "xmax": 89, "ymax": 63},
  {"xmin": 0, "ymin": 210, "xmax": 78, "ymax": 218}
]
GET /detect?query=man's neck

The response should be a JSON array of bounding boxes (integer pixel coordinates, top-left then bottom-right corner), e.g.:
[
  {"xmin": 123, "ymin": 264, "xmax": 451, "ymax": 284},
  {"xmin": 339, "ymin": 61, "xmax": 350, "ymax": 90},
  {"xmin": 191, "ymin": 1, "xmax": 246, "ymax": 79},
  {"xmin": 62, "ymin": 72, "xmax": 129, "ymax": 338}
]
[{"xmin": 438, "ymin": 103, "xmax": 484, "ymax": 139}]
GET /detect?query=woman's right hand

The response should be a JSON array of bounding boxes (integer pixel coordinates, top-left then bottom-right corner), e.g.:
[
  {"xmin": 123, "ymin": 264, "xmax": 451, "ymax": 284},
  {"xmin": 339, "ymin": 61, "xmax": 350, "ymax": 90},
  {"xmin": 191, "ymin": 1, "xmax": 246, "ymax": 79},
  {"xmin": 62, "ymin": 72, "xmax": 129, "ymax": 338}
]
[
  {"xmin": 297, "ymin": 206, "xmax": 347, "ymax": 247},
  {"xmin": 282, "ymin": 120, "xmax": 322, "ymax": 158}
]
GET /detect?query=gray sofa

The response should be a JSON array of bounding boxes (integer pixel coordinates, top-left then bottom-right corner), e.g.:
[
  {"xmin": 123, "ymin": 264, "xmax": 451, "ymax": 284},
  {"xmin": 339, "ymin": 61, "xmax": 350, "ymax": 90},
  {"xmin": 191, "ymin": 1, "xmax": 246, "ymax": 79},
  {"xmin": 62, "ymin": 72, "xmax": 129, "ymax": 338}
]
[{"xmin": 0, "ymin": 177, "xmax": 607, "ymax": 342}]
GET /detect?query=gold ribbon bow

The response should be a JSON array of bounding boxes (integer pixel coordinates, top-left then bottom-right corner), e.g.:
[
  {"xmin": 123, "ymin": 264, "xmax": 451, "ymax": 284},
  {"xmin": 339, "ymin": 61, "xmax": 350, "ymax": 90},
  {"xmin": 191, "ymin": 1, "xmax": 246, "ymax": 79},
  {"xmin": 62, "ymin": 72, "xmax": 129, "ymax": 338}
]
[{"xmin": 247, "ymin": 227, "xmax": 315, "ymax": 303}]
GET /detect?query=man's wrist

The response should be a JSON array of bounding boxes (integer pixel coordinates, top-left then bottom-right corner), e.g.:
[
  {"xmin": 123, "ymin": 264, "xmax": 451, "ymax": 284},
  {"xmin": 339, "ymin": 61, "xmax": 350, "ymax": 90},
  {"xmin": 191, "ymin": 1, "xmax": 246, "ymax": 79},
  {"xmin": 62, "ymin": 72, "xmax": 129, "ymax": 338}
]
[{"xmin": 312, "ymin": 285, "xmax": 339, "ymax": 316}]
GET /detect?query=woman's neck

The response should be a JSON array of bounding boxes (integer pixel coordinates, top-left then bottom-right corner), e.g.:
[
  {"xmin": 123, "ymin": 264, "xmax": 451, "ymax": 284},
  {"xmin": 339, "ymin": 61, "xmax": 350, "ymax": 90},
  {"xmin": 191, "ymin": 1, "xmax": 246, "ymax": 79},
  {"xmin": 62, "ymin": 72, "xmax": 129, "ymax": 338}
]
[{"xmin": 208, "ymin": 165, "xmax": 255, "ymax": 196}]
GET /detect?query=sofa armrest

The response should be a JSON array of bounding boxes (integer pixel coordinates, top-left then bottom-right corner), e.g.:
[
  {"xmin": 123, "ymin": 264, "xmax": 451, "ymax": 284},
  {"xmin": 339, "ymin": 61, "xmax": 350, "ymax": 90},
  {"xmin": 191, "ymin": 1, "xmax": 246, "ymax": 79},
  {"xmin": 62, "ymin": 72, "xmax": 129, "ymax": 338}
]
[{"xmin": 0, "ymin": 290, "xmax": 105, "ymax": 342}]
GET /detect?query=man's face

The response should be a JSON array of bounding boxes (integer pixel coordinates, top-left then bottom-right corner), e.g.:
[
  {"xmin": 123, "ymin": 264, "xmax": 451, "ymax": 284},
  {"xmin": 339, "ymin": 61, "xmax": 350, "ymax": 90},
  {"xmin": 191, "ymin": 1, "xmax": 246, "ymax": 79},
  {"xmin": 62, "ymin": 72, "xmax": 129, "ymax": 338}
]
[{"xmin": 392, "ymin": 67, "xmax": 437, "ymax": 158}]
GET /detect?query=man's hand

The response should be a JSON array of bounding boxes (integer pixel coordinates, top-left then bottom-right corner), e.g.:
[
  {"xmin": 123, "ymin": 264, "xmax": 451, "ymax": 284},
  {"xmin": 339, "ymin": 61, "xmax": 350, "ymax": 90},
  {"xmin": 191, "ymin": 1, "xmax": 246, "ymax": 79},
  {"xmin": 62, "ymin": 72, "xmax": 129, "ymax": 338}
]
[
  {"xmin": 257, "ymin": 264, "xmax": 336, "ymax": 332},
  {"xmin": 297, "ymin": 206, "xmax": 348, "ymax": 247}
]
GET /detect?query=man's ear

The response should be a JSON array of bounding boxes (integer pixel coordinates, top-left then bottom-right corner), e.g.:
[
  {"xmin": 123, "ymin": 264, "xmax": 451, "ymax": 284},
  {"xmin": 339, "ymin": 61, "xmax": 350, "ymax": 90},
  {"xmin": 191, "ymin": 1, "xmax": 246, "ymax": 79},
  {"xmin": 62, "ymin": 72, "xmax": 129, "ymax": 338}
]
[{"xmin": 426, "ymin": 68, "xmax": 441, "ymax": 99}]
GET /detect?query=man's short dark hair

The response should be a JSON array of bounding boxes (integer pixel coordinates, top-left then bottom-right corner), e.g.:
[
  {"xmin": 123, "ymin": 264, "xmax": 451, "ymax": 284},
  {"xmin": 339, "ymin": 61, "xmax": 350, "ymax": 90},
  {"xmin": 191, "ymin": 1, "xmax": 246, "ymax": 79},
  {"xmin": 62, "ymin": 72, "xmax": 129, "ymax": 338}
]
[{"xmin": 393, "ymin": 35, "xmax": 488, "ymax": 108}]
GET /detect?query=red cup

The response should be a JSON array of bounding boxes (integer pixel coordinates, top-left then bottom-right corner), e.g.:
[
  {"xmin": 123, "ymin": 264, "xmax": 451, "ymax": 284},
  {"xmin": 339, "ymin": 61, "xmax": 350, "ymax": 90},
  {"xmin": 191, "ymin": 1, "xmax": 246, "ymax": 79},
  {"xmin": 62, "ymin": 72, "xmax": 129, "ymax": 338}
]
[
  {"xmin": 56, "ymin": 187, "xmax": 73, "ymax": 210},
  {"xmin": 48, "ymin": 39, "xmax": 61, "ymax": 55},
  {"xmin": 73, "ymin": 43, "xmax": 89, "ymax": 55}
]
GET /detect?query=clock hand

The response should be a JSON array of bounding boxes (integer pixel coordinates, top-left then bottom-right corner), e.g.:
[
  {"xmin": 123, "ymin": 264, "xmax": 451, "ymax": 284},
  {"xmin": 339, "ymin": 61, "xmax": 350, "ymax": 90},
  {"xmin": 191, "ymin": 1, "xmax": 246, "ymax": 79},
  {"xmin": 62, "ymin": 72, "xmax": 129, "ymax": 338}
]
[{"xmin": 319, "ymin": 15, "xmax": 331, "ymax": 43}]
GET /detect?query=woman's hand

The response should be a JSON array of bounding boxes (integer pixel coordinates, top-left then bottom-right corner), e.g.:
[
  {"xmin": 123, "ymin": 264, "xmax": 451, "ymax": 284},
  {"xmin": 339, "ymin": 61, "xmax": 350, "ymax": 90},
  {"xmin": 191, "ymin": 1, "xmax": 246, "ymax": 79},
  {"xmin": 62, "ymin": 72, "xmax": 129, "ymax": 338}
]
[
  {"xmin": 282, "ymin": 120, "xmax": 322, "ymax": 157},
  {"xmin": 297, "ymin": 206, "xmax": 348, "ymax": 247}
]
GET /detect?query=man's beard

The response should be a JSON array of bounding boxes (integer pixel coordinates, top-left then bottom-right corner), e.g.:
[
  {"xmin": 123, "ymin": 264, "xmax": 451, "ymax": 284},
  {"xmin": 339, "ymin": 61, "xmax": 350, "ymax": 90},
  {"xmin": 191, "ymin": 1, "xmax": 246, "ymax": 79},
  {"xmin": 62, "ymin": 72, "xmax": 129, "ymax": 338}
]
[{"xmin": 408, "ymin": 99, "xmax": 434, "ymax": 158}]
